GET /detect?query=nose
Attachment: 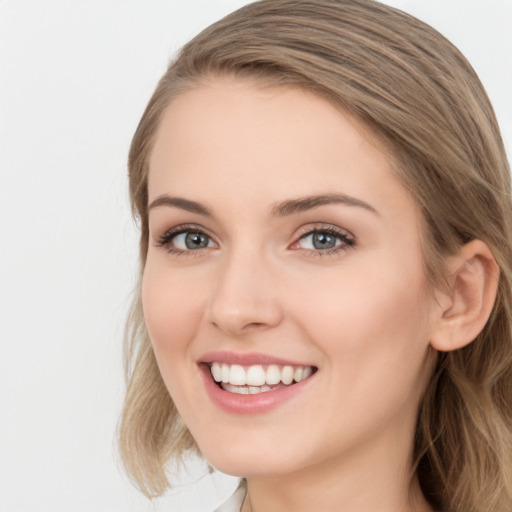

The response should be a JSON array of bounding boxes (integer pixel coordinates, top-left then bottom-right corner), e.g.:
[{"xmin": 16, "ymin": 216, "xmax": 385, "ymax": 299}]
[{"xmin": 206, "ymin": 249, "xmax": 284, "ymax": 337}]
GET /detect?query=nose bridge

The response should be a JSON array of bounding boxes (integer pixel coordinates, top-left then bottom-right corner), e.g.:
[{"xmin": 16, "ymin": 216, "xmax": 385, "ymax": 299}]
[{"xmin": 207, "ymin": 243, "xmax": 282, "ymax": 336}]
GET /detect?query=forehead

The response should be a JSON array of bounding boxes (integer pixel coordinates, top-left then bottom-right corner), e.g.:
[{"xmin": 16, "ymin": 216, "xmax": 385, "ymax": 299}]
[
  {"xmin": 151, "ymin": 77, "xmax": 390, "ymax": 158},
  {"xmin": 147, "ymin": 77, "xmax": 415, "ymax": 221}
]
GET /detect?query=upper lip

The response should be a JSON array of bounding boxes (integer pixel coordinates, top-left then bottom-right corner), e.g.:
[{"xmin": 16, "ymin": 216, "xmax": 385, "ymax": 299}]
[{"xmin": 198, "ymin": 351, "xmax": 314, "ymax": 367}]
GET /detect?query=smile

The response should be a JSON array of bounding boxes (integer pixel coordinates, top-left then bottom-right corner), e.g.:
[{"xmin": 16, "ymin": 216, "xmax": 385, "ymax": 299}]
[
  {"xmin": 209, "ymin": 363, "xmax": 314, "ymax": 394},
  {"xmin": 199, "ymin": 352, "xmax": 317, "ymax": 413}
]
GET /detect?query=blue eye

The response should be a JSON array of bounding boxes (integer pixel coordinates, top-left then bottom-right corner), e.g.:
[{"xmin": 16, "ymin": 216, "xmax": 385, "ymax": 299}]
[
  {"xmin": 172, "ymin": 231, "xmax": 213, "ymax": 250},
  {"xmin": 295, "ymin": 226, "xmax": 355, "ymax": 253},
  {"xmin": 156, "ymin": 226, "xmax": 216, "ymax": 253},
  {"xmin": 299, "ymin": 232, "xmax": 341, "ymax": 250}
]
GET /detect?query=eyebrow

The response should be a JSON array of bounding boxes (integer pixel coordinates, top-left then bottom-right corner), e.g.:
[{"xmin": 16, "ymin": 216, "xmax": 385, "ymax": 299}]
[
  {"xmin": 148, "ymin": 195, "xmax": 212, "ymax": 216},
  {"xmin": 147, "ymin": 193, "xmax": 378, "ymax": 217},
  {"xmin": 271, "ymin": 193, "xmax": 379, "ymax": 217}
]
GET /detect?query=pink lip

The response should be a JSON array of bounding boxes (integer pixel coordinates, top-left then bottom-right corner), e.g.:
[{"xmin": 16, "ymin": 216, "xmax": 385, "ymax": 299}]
[
  {"xmin": 198, "ymin": 350, "xmax": 311, "ymax": 367},
  {"xmin": 198, "ymin": 357, "xmax": 316, "ymax": 415}
]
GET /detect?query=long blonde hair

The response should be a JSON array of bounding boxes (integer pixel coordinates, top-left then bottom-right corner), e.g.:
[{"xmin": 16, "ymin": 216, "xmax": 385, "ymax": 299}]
[{"xmin": 119, "ymin": 1, "xmax": 512, "ymax": 510}]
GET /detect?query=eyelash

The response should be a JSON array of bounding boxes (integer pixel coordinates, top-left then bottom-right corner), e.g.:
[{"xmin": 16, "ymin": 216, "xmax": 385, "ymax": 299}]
[
  {"xmin": 293, "ymin": 224, "xmax": 356, "ymax": 256},
  {"xmin": 155, "ymin": 224, "xmax": 215, "ymax": 256},
  {"xmin": 155, "ymin": 223, "xmax": 356, "ymax": 257}
]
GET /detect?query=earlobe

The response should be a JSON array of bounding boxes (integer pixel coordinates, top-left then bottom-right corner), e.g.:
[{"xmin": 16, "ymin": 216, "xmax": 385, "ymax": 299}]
[{"xmin": 430, "ymin": 240, "xmax": 499, "ymax": 352}]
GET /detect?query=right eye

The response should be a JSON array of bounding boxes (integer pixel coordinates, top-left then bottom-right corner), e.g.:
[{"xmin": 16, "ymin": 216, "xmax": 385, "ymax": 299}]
[
  {"xmin": 172, "ymin": 231, "xmax": 213, "ymax": 250},
  {"xmin": 156, "ymin": 226, "xmax": 217, "ymax": 254}
]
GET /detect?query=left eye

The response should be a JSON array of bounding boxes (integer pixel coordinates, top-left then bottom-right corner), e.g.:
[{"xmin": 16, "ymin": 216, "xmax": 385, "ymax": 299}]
[
  {"xmin": 172, "ymin": 231, "xmax": 214, "ymax": 250},
  {"xmin": 297, "ymin": 231, "xmax": 347, "ymax": 250}
]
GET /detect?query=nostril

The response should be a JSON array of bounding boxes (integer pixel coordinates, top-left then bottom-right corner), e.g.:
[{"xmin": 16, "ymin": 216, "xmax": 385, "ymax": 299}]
[
  {"xmin": 245, "ymin": 322, "xmax": 266, "ymax": 329},
  {"xmin": 210, "ymin": 315, "xmax": 274, "ymax": 336}
]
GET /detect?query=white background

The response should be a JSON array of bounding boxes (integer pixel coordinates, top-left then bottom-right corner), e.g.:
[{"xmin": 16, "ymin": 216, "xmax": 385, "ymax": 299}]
[{"xmin": 0, "ymin": 1, "xmax": 510, "ymax": 511}]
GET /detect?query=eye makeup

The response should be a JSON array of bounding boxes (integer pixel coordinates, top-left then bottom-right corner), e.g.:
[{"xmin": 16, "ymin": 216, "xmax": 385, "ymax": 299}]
[
  {"xmin": 290, "ymin": 223, "xmax": 356, "ymax": 257},
  {"xmin": 154, "ymin": 220, "xmax": 356, "ymax": 258},
  {"xmin": 155, "ymin": 223, "xmax": 217, "ymax": 255}
]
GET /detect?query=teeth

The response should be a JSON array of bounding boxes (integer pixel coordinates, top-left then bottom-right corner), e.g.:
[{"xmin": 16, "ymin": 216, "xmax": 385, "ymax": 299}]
[
  {"xmin": 246, "ymin": 365, "xmax": 266, "ymax": 386},
  {"xmin": 211, "ymin": 363, "xmax": 222, "ymax": 382},
  {"xmin": 266, "ymin": 365, "xmax": 281, "ymax": 385},
  {"xmin": 281, "ymin": 366, "xmax": 294, "ymax": 385},
  {"xmin": 221, "ymin": 364, "xmax": 230, "ymax": 383},
  {"xmin": 230, "ymin": 365, "xmax": 246, "ymax": 385},
  {"xmin": 210, "ymin": 362, "xmax": 314, "ymax": 388},
  {"xmin": 223, "ymin": 383, "xmax": 274, "ymax": 395},
  {"xmin": 222, "ymin": 383, "xmax": 250, "ymax": 394}
]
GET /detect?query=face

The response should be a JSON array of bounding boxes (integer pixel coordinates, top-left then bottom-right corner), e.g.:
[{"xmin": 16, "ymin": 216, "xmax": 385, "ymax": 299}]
[{"xmin": 143, "ymin": 77, "xmax": 439, "ymax": 479}]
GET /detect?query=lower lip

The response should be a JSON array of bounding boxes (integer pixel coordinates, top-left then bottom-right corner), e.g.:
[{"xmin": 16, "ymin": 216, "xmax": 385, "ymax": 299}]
[{"xmin": 199, "ymin": 364, "xmax": 315, "ymax": 414}]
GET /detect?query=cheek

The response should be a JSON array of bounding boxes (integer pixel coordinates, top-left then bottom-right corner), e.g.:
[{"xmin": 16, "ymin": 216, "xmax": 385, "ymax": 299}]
[
  {"xmin": 282, "ymin": 261, "xmax": 434, "ymax": 454},
  {"xmin": 141, "ymin": 259, "xmax": 206, "ymax": 362},
  {"xmin": 288, "ymin": 255, "xmax": 433, "ymax": 393}
]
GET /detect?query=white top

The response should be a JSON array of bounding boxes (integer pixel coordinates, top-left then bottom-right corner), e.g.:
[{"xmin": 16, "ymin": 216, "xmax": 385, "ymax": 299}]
[{"xmin": 213, "ymin": 480, "xmax": 247, "ymax": 512}]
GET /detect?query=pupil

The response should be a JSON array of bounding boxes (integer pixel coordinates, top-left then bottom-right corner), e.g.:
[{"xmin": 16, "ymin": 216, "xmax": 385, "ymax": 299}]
[
  {"xmin": 185, "ymin": 232, "xmax": 208, "ymax": 249},
  {"xmin": 313, "ymin": 233, "xmax": 335, "ymax": 249}
]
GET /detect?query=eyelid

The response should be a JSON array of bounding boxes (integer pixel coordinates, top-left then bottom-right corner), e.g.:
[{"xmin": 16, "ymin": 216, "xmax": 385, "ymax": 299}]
[
  {"xmin": 153, "ymin": 222, "xmax": 355, "ymax": 256},
  {"xmin": 289, "ymin": 223, "xmax": 356, "ymax": 253},
  {"xmin": 154, "ymin": 223, "xmax": 218, "ymax": 253},
  {"xmin": 293, "ymin": 222, "xmax": 355, "ymax": 241}
]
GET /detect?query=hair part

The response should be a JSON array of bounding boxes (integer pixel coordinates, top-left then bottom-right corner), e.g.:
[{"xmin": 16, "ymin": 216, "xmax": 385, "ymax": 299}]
[{"xmin": 119, "ymin": 1, "xmax": 512, "ymax": 509}]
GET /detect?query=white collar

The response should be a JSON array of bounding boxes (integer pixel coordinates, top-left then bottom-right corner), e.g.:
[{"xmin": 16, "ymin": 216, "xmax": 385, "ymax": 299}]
[{"xmin": 213, "ymin": 480, "xmax": 247, "ymax": 512}]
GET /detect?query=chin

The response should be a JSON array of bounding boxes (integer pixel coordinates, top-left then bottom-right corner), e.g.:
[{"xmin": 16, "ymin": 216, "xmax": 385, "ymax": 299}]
[
  {"xmin": 208, "ymin": 457, "xmax": 294, "ymax": 479},
  {"xmin": 194, "ymin": 433, "xmax": 314, "ymax": 479}
]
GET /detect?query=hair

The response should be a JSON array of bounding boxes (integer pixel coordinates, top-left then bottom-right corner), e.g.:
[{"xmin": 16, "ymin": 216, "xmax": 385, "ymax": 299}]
[{"xmin": 119, "ymin": 1, "xmax": 512, "ymax": 510}]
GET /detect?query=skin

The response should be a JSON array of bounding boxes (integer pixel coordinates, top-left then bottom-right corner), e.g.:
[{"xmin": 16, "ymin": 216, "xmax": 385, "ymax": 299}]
[{"xmin": 143, "ymin": 77, "xmax": 442, "ymax": 512}]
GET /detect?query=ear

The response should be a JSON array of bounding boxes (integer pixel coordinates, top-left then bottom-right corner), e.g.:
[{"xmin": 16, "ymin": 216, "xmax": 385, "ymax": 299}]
[{"xmin": 430, "ymin": 240, "xmax": 499, "ymax": 352}]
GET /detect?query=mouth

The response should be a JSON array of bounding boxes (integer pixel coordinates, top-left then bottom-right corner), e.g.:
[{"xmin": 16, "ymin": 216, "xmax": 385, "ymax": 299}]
[
  {"xmin": 207, "ymin": 362, "xmax": 317, "ymax": 395},
  {"xmin": 198, "ymin": 352, "xmax": 318, "ymax": 413}
]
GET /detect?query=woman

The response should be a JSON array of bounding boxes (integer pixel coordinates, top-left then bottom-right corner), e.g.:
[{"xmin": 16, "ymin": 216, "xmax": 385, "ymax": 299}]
[{"xmin": 119, "ymin": 1, "xmax": 512, "ymax": 511}]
